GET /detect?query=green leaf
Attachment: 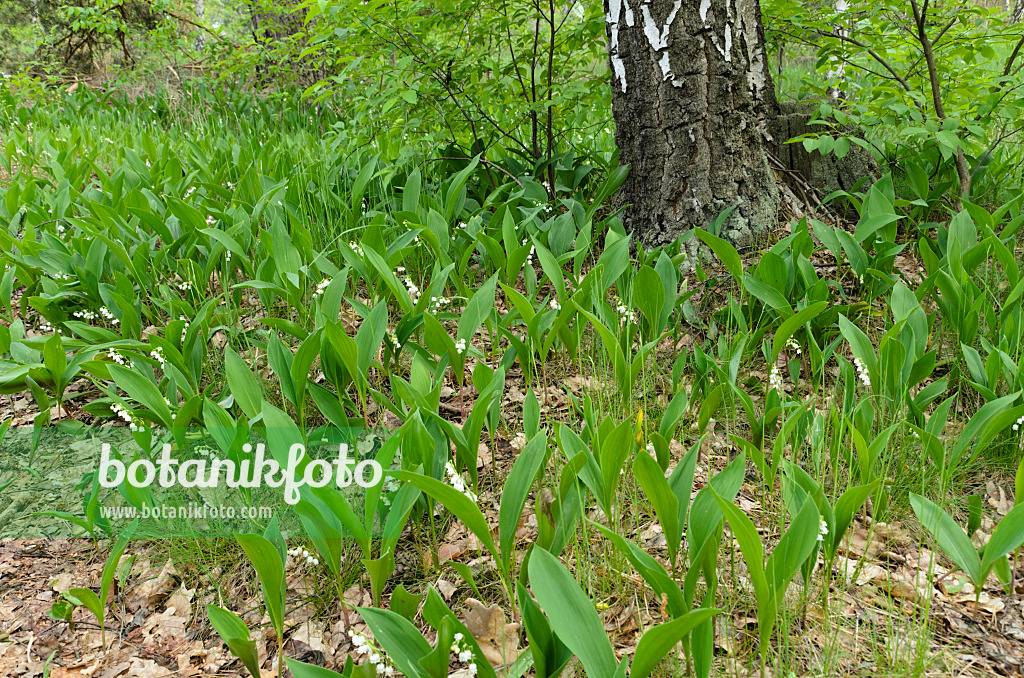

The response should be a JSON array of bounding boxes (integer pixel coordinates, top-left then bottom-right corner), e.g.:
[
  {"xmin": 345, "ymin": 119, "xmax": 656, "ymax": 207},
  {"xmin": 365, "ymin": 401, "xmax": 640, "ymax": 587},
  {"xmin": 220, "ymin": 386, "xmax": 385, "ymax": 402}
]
[
  {"xmin": 743, "ymin": 275, "xmax": 793, "ymax": 317},
  {"xmin": 358, "ymin": 607, "xmax": 432, "ymax": 678},
  {"xmin": 771, "ymin": 301, "xmax": 828, "ymax": 365},
  {"xmin": 981, "ymin": 503, "xmax": 1024, "ymax": 576},
  {"xmin": 593, "ymin": 522, "xmax": 686, "ymax": 619},
  {"xmin": 208, "ymin": 605, "xmax": 263, "ymax": 678},
  {"xmin": 631, "ymin": 608, "xmax": 721, "ymax": 678},
  {"xmin": 224, "ymin": 346, "xmax": 264, "ymax": 420},
  {"xmin": 632, "ymin": 266, "xmax": 665, "ymax": 335},
  {"xmin": 107, "ymin": 364, "xmax": 173, "ymax": 427},
  {"xmin": 234, "ymin": 534, "xmax": 286, "ymax": 637},
  {"xmin": 517, "ymin": 580, "xmax": 572, "ymax": 678},
  {"xmin": 830, "ymin": 480, "xmax": 880, "ymax": 559},
  {"xmin": 838, "ymin": 315, "xmax": 877, "ymax": 379},
  {"xmin": 633, "ymin": 450, "xmax": 680, "ymax": 567},
  {"xmin": 764, "ymin": 498, "xmax": 819, "ymax": 605},
  {"xmin": 458, "ymin": 273, "xmax": 498, "ymax": 342},
  {"xmin": 395, "ymin": 471, "xmax": 498, "ymax": 563},
  {"xmin": 67, "ymin": 587, "xmax": 102, "ymax": 622},
  {"xmin": 101, "ymin": 518, "xmax": 138, "ymax": 610},
  {"xmin": 498, "ymin": 433, "xmax": 547, "ymax": 577},
  {"xmin": 532, "ymin": 239, "xmax": 566, "ymax": 300},
  {"xmin": 599, "ymin": 418, "xmax": 635, "ymax": 514},
  {"xmin": 910, "ymin": 494, "xmax": 982, "ymax": 585},
  {"xmin": 696, "ymin": 228, "xmax": 743, "ymax": 283},
  {"xmin": 528, "ymin": 548, "xmax": 619, "ymax": 678},
  {"xmin": 711, "ymin": 490, "xmax": 768, "ymax": 608}
]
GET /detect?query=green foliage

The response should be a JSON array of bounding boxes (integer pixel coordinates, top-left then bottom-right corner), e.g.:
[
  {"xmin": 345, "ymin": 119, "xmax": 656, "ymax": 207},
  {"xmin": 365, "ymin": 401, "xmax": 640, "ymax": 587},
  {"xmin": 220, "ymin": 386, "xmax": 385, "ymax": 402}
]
[
  {"xmin": 768, "ymin": 0, "xmax": 1024, "ymax": 204},
  {"xmin": 713, "ymin": 489, "xmax": 820, "ymax": 667},
  {"xmin": 910, "ymin": 494, "xmax": 1024, "ymax": 593},
  {"xmin": 527, "ymin": 547, "xmax": 720, "ymax": 678}
]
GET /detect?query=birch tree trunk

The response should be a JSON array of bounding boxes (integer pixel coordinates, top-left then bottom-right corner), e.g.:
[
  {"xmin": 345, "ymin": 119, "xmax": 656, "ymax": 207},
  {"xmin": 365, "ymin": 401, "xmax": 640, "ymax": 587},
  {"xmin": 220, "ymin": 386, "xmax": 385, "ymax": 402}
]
[
  {"xmin": 605, "ymin": 0, "xmax": 780, "ymax": 249},
  {"xmin": 194, "ymin": 0, "xmax": 205, "ymax": 51}
]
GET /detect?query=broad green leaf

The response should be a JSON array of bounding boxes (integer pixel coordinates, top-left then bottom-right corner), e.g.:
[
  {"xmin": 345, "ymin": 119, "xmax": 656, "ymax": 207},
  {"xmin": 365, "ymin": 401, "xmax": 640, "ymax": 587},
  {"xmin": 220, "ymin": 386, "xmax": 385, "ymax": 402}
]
[
  {"xmin": 224, "ymin": 346, "xmax": 264, "ymax": 420},
  {"xmin": 528, "ymin": 548, "xmax": 618, "ymax": 678},
  {"xmin": 358, "ymin": 607, "xmax": 431, "ymax": 678},
  {"xmin": 631, "ymin": 608, "xmax": 721, "ymax": 678},
  {"xmin": 208, "ymin": 605, "xmax": 262, "ymax": 678},
  {"xmin": 498, "ymin": 433, "xmax": 547, "ymax": 576},
  {"xmin": 107, "ymin": 364, "xmax": 173, "ymax": 427},
  {"xmin": 235, "ymin": 534, "xmax": 286, "ymax": 637},
  {"xmin": 910, "ymin": 494, "xmax": 982, "ymax": 585},
  {"xmin": 981, "ymin": 503, "xmax": 1024, "ymax": 576},
  {"xmin": 395, "ymin": 471, "xmax": 497, "ymax": 562},
  {"xmin": 695, "ymin": 229, "xmax": 743, "ymax": 283}
]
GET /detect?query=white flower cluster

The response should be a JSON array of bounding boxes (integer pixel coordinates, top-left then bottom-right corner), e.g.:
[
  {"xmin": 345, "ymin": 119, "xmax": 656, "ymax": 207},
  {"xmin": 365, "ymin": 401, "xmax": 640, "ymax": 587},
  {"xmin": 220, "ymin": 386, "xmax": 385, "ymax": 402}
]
[
  {"xmin": 39, "ymin": 320, "xmax": 53, "ymax": 333},
  {"xmin": 549, "ymin": 298, "xmax": 561, "ymax": 311},
  {"xmin": 111, "ymin": 402, "xmax": 144, "ymax": 431},
  {"xmin": 853, "ymin": 357, "xmax": 871, "ymax": 387},
  {"xmin": 615, "ymin": 302, "xmax": 637, "ymax": 325},
  {"xmin": 53, "ymin": 272, "xmax": 71, "ymax": 281},
  {"xmin": 455, "ymin": 338, "xmax": 467, "ymax": 355},
  {"xmin": 55, "ymin": 222, "xmax": 66, "ymax": 237},
  {"xmin": 206, "ymin": 214, "xmax": 216, "ymax": 227},
  {"xmin": 179, "ymin": 315, "xmax": 190, "ymax": 331},
  {"xmin": 150, "ymin": 346, "xmax": 166, "ymax": 369},
  {"xmin": 107, "ymin": 348, "xmax": 128, "ymax": 365},
  {"xmin": 817, "ymin": 519, "xmax": 829, "ymax": 542},
  {"xmin": 1013, "ymin": 413, "xmax": 1024, "ymax": 432},
  {"xmin": 348, "ymin": 630, "xmax": 394, "ymax": 676},
  {"xmin": 184, "ymin": 187, "xmax": 196, "ymax": 199},
  {"xmin": 430, "ymin": 296, "xmax": 450, "ymax": 314},
  {"xmin": 287, "ymin": 547, "xmax": 320, "ymax": 567},
  {"xmin": 523, "ymin": 242, "xmax": 535, "ymax": 267},
  {"xmin": 100, "ymin": 306, "xmax": 119, "ymax": 324},
  {"xmin": 769, "ymin": 365, "xmax": 784, "ymax": 392},
  {"xmin": 74, "ymin": 309, "xmax": 97, "ymax": 321},
  {"xmin": 226, "ymin": 181, "xmax": 235, "ymax": 189},
  {"xmin": 178, "ymin": 281, "xmax": 191, "ymax": 291},
  {"xmin": 351, "ymin": 243, "xmax": 365, "ymax": 257},
  {"xmin": 380, "ymin": 477, "xmax": 400, "ymax": 507},
  {"xmin": 450, "ymin": 633, "xmax": 478, "ymax": 675},
  {"xmin": 404, "ymin": 277, "xmax": 421, "ymax": 303},
  {"xmin": 313, "ymin": 278, "xmax": 331, "ymax": 297},
  {"xmin": 445, "ymin": 460, "xmax": 477, "ymax": 502},
  {"xmin": 388, "ymin": 333, "xmax": 401, "ymax": 351},
  {"xmin": 786, "ymin": 337, "xmax": 802, "ymax": 356}
]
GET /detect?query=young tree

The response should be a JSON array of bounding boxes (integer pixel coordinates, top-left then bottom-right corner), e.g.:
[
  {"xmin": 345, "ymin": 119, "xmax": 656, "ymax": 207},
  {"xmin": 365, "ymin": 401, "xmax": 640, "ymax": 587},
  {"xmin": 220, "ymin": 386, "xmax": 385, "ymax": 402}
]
[{"xmin": 605, "ymin": 0, "xmax": 780, "ymax": 248}]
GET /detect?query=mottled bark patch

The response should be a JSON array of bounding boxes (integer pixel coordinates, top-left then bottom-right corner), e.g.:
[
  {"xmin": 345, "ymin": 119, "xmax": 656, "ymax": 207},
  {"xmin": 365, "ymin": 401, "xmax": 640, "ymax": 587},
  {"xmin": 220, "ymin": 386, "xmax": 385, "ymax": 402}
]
[{"xmin": 604, "ymin": 0, "xmax": 780, "ymax": 252}]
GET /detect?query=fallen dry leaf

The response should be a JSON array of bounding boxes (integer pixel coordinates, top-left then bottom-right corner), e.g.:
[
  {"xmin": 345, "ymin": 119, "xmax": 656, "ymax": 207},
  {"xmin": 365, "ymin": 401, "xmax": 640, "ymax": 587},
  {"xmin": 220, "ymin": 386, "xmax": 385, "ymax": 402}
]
[{"xmin": 463, "ymin": 599, "xmax": 520, "ymax": 667}]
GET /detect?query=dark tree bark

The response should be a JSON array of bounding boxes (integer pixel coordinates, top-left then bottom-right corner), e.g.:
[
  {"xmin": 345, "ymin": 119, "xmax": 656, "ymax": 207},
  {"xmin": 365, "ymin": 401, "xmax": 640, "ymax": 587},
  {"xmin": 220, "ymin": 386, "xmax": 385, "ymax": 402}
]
[{"xmin": 605, "ymin": 0, "xmax": 781, "ymax": 249}]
